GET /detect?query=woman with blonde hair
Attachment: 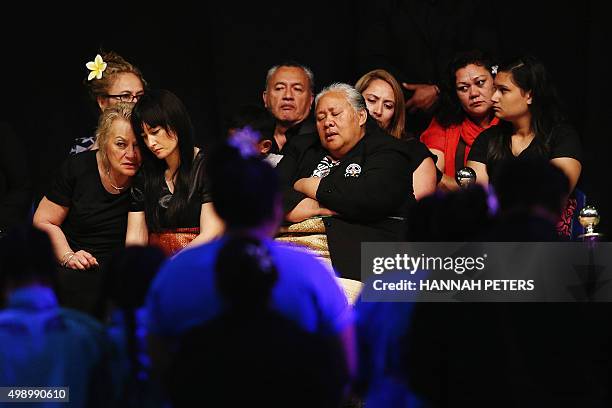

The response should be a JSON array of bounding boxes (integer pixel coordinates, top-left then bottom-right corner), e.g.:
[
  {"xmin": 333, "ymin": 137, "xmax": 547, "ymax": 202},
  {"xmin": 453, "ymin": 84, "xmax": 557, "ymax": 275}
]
[
  {"xmin": 34, "ymin": 103, "xmax": 141, "ymax": 316},
  {"xmin": 355, "ymin": 69, "xmax": 406, "ymax": 139},
  {"xmin": 356, "ymin": 69, "xmax": 436, "ymax": 200}
]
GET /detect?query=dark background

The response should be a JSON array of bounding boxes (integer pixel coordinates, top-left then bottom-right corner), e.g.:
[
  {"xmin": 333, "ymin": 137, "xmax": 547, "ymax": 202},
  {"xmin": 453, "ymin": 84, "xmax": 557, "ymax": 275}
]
[{"xmin": 2, "ymin": 1, "xmax": 609, "ymax": 237}]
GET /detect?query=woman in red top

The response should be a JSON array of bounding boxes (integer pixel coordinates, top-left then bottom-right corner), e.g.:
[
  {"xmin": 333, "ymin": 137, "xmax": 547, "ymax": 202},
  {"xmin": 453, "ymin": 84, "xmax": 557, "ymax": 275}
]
[{"xmin": 421, "ymin": 50, "xmax": 499, "ymax": 191}]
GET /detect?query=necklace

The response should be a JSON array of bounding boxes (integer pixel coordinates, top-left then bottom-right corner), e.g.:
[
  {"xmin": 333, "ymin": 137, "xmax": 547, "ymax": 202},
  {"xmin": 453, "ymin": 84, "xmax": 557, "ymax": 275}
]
[{"xmin": 106, "ymin": 168, "xmax": 125, "ymax": 191}]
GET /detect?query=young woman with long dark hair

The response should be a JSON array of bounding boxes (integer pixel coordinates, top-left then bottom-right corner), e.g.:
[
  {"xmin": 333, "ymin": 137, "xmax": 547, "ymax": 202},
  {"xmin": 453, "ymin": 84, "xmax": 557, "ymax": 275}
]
[
  {"xmin": 126, "ymin": 89, "xmax": 223, "ymax": 255},
  {"xmin": 467, "ymin": 56, "xmax": 582, "ymax": 191},
  {"xmin": 466, "ymin": 56, "xmax": 582, "ymax": 237}
]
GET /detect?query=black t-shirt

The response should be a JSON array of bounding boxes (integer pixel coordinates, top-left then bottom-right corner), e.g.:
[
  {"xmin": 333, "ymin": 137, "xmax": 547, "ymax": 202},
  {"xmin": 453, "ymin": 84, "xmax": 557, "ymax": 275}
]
[
  {"xmin": 46, "ymin": 150, "xmax": 130, "ymax": 264},
  {"xmin": 130, "ymin": 151, "xmax": 212, "ymax": 231},
  {"xmin": 468, "ymin": 123, "xmax": 582, "ymax": 184},
  {"xmin": 404, "ymin": 136, "xmax": 436, "ymax": 170},
  {"xmin": 271, "ymin": 119, "xmax": 317, "ymax": 154}
]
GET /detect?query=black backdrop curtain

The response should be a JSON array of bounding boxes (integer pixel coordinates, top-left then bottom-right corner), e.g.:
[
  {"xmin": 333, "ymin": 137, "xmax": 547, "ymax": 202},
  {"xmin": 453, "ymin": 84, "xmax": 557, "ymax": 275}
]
[{"xmin": 1, "ymin": 1, "xmax": 608, "ymax": 236}]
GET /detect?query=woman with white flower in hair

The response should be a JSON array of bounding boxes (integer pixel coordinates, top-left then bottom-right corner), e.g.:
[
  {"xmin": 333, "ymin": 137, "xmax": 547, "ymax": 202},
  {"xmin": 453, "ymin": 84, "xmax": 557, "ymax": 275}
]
[
  {"xmin": 126, "ymin": 89, "xmax": 223, "ymax": 256},
  {"xmin": 72, "ymin": 52, "xmax": 147, "ymax": 154}
]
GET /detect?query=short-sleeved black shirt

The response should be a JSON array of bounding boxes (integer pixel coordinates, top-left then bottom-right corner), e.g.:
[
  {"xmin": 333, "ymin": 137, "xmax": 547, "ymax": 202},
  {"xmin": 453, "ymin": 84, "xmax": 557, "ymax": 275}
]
[
  {"xmin": 46, "ymin": 150, "xmax": 131, "ymax": 264},
  {"xmin": 468, "ymin": 123, "xmax": 582, "ymax": 184},
  {"xmin": 404, "ymin": 136, "xmax": 437, "ymax": 170},
  {"xmin": 130, "ymin": 151, "xmax": 212, "ymax": 231}
]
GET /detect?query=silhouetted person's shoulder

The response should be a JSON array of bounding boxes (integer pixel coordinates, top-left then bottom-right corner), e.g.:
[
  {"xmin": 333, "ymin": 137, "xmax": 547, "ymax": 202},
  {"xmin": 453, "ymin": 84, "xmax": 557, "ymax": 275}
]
[{"xmin": 169, "ymin": 311, "xmax": 347, "ymax": 408}]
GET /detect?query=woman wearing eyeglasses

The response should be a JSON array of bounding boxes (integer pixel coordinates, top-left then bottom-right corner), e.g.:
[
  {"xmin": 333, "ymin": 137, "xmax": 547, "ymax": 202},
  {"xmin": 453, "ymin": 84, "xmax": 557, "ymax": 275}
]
[
  {"xmin": 126, "ymin": 89, "xmax": 224, "ymax": 256},
  {"xmin": 71, "ymin": 51, "xmax": 147, "ymax": 155}
]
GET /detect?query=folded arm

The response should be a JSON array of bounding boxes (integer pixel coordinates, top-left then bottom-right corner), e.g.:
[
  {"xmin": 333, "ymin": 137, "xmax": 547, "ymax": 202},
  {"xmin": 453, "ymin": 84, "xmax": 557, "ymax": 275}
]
[{"xmin": 315, "ymin": 148, "xmax": 412, "ymax": 221}]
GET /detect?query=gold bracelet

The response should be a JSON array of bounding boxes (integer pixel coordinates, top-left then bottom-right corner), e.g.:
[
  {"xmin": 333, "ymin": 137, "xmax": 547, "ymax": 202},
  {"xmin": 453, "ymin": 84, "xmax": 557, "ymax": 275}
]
[
  {"xmin": 62, "ymin": 254, "xmax": 76, "ymax": 267},
  {"xmin": 60, "ymin": 251, "xmax": 75, "ymax": 267}
]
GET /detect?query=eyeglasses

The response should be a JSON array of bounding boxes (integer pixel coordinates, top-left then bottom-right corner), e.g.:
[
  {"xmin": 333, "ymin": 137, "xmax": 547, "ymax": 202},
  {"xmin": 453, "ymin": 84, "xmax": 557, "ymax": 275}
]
[{"xmin": 104, "ymin": 93, "xmax": 144, "ymax": 103}]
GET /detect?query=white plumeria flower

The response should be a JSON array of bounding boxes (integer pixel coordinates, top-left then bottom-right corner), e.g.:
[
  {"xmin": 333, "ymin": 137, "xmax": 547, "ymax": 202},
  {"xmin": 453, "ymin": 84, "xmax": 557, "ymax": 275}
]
[{"xmin": 86, "ymin": 54, "xmax": 107, "ymax": 81}]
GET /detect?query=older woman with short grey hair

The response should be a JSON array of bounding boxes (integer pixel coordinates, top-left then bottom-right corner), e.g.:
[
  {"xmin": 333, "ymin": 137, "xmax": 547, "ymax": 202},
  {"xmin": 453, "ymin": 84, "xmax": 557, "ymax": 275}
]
[{"xmin": 276, "ymin": 82, "xmax": 419, "ymax": 283}]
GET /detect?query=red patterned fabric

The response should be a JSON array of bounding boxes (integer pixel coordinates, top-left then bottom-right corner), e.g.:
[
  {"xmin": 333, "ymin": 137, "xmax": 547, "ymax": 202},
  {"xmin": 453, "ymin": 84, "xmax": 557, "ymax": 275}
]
[
  {"xmin": 556, "ymin": 197, "xmax": 577, "ymax": 238},
  {"xmin": 149, "ymin": 227, "xmax": 200, "ymax": 256}
]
